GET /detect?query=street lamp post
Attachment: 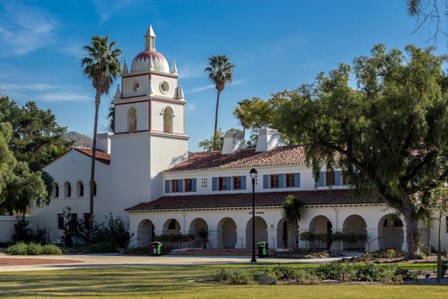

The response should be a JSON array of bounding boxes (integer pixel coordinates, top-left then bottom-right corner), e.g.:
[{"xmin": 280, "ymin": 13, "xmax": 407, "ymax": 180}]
[{"xmin": 250, "ymin": 168, "xmax": 258, "ymax": 263}]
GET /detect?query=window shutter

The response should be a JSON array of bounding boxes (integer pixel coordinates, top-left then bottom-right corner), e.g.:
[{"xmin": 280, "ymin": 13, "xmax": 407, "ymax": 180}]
[
  {"xmin": 241, "ymin": 176, "xmax": 246, "ymax": 190},
  {"xmin": 279, "ymin": 174, "xmax": 284, "ymax": 188},
  {"xmin": 318, "ymin": 172, "xmax": 325, "ymax": 187},
  {"xmin": 335, "ymin": 171, "xmax": 341, "ymax": 186},
  {"xmin": 212, "ymin": 177, "xmax": 217, "ymax": 191},
  {"xmin": 178, "ymin": 179, "xmax": 183, "ymax": 192},
  {"xmin": 192, "ymin": 178, "xmax": 197, "ymax": 192},
  {"xmin": 294, "ymin": 173, "xmax": 300, "ymax": 187},
  {"xmin": 165, "ymin": 180, "xmax": 170, "ymax": 193},
  {"xmin": 263, "ymin": 175, "xmax": 268, "ymax": 189},
  {"xmin": 225, "ymin": 177, "xmax": 231, "ymax": 190}
]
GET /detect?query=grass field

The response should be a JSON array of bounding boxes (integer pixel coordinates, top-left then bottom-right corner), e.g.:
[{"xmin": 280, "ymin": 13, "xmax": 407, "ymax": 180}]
[{"xmin": 0, "ymin": 263, "xmax": 446, "ymax": 298}]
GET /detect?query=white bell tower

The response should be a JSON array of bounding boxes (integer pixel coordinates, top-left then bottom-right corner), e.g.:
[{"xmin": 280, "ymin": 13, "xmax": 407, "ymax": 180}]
[{"xmin": 109, "ymin": 24, "xmax": 189, "ymax": 210}]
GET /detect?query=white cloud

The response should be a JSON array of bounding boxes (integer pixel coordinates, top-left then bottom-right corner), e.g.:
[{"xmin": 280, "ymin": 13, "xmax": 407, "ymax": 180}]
[
  {"xmin": 3, "ymin": 82, "xmax": 91, "ymax": 102},
  {"xmin": 36, "ymin": 92, "xmax": 91, "ymax": 102},
  {"xmin": 190, "ymin": 84, "xmax": 214, "ymax": 94},
  {"xmin": 189, "ymin": 79, "xmax": 246, "ymax": 94},
  {"xmin": 61, "ymin": 43, "xmax": 86, "ymax": 59},
  {"xmin": 91, "ymin": 0, "xmax": 145, "ymax": 24},
  {"xmin": 4, "ymin": 83, "xmax": 63, "ymax": 92},
  {"xmin": 178, "ymin": 63, "xmax": 205, "ymax": 79},
  {"xmin": 185, "ymin": 101, "xmax": 197, "ymax": 112},
  {"xmin": 0, "ymin": 2, "xmax": 57, "ymax": 56}
]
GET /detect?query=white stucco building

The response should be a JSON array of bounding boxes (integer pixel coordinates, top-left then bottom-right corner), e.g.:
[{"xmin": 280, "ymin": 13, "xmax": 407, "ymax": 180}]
[{"xmin": 30, "ymin": 24, "xmax": 448, "ymax": 252}]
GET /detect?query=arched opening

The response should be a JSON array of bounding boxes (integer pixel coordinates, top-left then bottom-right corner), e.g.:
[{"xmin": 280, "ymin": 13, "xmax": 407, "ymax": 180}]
[
  {"xmin": 163, "ymin": 219, "xmax": 181, "ymax": 236},
  {"xmin": 127, "ymin": 107, "xmax": 137, "ymax": 132},
  {"xmin": 342, "ymin": 215, "xmax": 367, "ymax": 251},
  {"xmin": 246, "ymin": 216, "xmax": 268, "ymax": 249},
  {"xmin": 137, "ymin": 219, "xmax": 155, "ymax": 247},
  {"xmin": 52, "ymin": 183, "xmax": 59, "ymax": 198},
  {"xmin": 64, "ymin": 182, "xmax": 71, "ymax": 198},
  {"xmin": 163, "ymin": 106, "xmax": 174, "ymax": 133},
  {"xmin": 189, "ymin": 218, "xmax": 209, "ymax": 248},
  {"xmin": 217, "ymin": 217, "xmax": 237, "ymax": 249},
  {"xmin": 76, "ymin": 181, "xmax": 84, "ymax": 197},
  {"xmin": 378, "ymin": 214, "xmax": 404, "ymax": 250},
  {"xmin": 277, "ymin": 217, "xmax": 296, "ymax": 249},
  {"xmin": 309, "ymin": 215, "xmax": 333, "ymax": 249}
]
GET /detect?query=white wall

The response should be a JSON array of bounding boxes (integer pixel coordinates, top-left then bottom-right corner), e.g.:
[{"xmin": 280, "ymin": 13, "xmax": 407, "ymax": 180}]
[
  {"xmin": 122, "ymin": 74, "xmax": 149, "ymax": 98},
  {"xmin": 31, "ymin": 150, "xmax": 112, "ymax": 239},
  {"xmin": 0, "ymin": 216, "xmax": 17, "ymax": 242},
  {"xmin": 150, "ymin": 74, "xmax": 178, "ymax": 99}
]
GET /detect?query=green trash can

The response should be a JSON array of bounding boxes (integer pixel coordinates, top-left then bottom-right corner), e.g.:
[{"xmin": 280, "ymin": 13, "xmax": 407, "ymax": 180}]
[
  {"xmin": 258, "ymin": 241, "xmax": 268, "ymax": 258},
  {"xmin": 151, "ymin": 241, "xmax": 162, "ymax": 256}
]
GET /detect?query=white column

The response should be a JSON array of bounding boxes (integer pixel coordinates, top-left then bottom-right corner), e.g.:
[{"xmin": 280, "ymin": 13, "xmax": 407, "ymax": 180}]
[
  {"xmin": 208, "ymin": 229, "xmax": 218, "ymax": 249},
  {"xmin": 366, "ymin": 227, "xmax": 379, "ymax": 252},
  {"xmin": 267, "ymin": 227, "xmax": 277, "ymax": 249},
  {"xmin": 236, "ymin": 229, "xmax": 246, "ymax": 249}
]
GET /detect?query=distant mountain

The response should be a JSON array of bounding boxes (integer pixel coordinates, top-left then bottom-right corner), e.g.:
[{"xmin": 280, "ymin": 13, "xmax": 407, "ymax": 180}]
[{"xmin": 63, "ymin": 131, "xmax": 93, "ymax": 148}]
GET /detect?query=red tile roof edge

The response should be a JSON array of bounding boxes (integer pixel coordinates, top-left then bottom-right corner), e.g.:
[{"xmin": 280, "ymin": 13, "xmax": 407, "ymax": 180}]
[
  {"xmin": 74, "ymin": 147, "xmax": 111, "ymax": 165},
  {"xmin": 126, "ymin": 190, "xmax": 383, "ymax": 212}
]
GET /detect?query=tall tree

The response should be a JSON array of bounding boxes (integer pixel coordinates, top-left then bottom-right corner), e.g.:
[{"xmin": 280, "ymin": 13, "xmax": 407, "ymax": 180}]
[
  {"xmin": 282, "ymin": 195, "xmax": 305, "ymax": 248},
  {"xmin": 204, "ymin": 55, "xmax": 235, "ymax": 151},
  {"xmin": 0, "ymin": 119, "xmax": 47, "ymax": 215},
  {"xmin": 81, "ymin": 36, "xmax": 121, "ymax": 241},
  {"xmin": 0, "ymin": 96, "xmax": 71, "ymax": 207},
  {"xmin": 273, "ymin": 44, "xmax": 448, "ymax": 259}
]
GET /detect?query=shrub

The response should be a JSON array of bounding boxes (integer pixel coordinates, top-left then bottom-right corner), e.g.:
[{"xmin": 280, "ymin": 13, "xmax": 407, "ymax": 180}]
[
  {"xmin": 11, "ymin": 217, "xmax": 33, "ymax": 243},
  {"xmin": 393, "ymin": 267, "xmax": 417, "ymax": 282},
  {"xmin": 94, "ymin": 214, "xmax": 130, "ymax": 248},
  {"xmin": 271, "ymin": 266, "xmax": 301, "ymax": 281},
  {"xmin": 7, "ymin": 242, "xmax": 28, "ymax": 255},
  {"xmin": 213, "ymin": 268, "xmax": 231, "ymax": 282},
  {"xmin": 26, "ymin": 243, "xmax": 42, "ymax": 255},
  {"xmin": 41, "ymin": 244, "xmax": 63, "ymax": 255},
  {"xmin": 228, "ymin": 272, "xmax": 253, "ymax": 285}
]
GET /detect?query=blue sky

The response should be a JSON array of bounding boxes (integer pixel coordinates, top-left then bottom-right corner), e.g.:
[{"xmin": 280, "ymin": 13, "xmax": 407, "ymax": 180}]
[{"xmin": 0, "ymin": 0, "xmax": 445, "ymax": 151}]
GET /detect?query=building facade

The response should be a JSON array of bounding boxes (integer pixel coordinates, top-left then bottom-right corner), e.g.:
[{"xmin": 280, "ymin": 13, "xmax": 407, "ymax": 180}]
[{"xmin": 30, "ymin": 25, "xmax": 448, "ymax": 252}]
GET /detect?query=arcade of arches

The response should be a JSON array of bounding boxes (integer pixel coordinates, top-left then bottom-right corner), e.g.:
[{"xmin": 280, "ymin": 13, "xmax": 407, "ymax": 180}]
[{"xmin": 133, "ymin": 210, "xmax": 411, "ymax": 251}]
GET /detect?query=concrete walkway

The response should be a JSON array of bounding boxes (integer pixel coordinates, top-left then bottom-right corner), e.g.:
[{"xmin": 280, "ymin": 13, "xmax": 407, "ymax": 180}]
[{"xmin": 0, "ymin": 252, "xmax": 347, "ymax": 272}]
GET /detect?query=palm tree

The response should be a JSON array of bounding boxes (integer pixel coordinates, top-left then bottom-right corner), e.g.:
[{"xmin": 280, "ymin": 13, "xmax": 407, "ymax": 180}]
[
  {"xmin": 282, "ymin": 195, "xmax": 305, "ymax": 248},
  {"xmin": 81, "ymin": 36, "xmax": 121, "ymax": 241},
  {"xmin": 204, "ymin": 55, "xmax": 235, "ymax": 150}
]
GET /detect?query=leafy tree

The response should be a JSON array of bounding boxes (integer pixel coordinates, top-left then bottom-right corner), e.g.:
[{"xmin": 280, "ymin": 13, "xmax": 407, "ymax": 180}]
[
  {"xmin": 0, "ymin": 96, "xmax": 71, "ymax": 212},
  {"xmin": 273, "ymin": 44, "xmax": 448, "ymax": 259},
  {"xmin": 204, "ymin": 55, "xmax": 235, "ymax": 150},
  {"xmin": 0, "ymin": 100, "xmax": 71, "ymax": 171},
  {"xmin": 82, "ymin": 36, "xmax": 122, "ymax": 241},
  {"xmin": 281, "ymin": 195, "xmax": 305, "ymax": 248},
  {"xmin": 233, "ymin": 97, "xmax": 272, "ymax": 131},
  {"xmin": 0, "ymin": 119, "xmax": 47, "ymax": 215}
]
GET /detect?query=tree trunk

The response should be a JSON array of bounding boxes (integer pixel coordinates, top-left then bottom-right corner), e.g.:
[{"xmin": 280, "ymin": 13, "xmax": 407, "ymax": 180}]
[
  {"xmin": 88, "ymin": 92, "xmax": 100, "ymax": 242},
  {"xmin": 402, "ymin": 201, "xmax": 419, "ymax": 260},
  {"xmin": 212, "ymin": 90, "xmax": 221, "ymax": 151}
]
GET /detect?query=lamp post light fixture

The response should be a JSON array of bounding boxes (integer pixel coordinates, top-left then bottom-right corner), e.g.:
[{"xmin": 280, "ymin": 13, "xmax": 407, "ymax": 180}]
[{"xmin": 249, "ymin": 168, "xmax": 258, "ymax": 263}]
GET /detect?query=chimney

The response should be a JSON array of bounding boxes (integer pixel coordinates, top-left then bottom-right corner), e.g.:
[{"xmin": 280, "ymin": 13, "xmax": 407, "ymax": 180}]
[
  {"xmin": 256, "ymin": 128, "xmax": 279, "ymax": 152},
  {"xmin": 221, "ymin": 130, "xmax": 245, "ymax": 154},
  {"xmin": 96, "ymin": 133, "xmax": 112, "ymax": 154}
]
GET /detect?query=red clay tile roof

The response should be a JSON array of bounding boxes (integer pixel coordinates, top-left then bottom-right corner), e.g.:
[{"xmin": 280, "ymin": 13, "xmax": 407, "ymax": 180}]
[
  {"xmin": 74, "ymin": 147, "xmax": 111, "ymax": 165},
  {"xmin": 165, "ymin": 145, "xmax": 307, "ymax": 172},
  {"xmin": 126, "ymin": 190, "xmax": 382, "ymax": 211}
]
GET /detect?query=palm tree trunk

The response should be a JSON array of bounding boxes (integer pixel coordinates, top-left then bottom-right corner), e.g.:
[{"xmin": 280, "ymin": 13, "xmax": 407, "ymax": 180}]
[
  {"xmin": 88, "ymin": 92, "xmax": 100, "ymax": 242},
  {"xmin": 213, "ymin": 90, "xmax": 221, "ymax": 151}
]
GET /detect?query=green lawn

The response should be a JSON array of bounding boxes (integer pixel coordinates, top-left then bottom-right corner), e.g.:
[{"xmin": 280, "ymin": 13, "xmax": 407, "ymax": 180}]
[{"xmin": 0, "ymin": 264, "xmax": 446, "ymax": 298}]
